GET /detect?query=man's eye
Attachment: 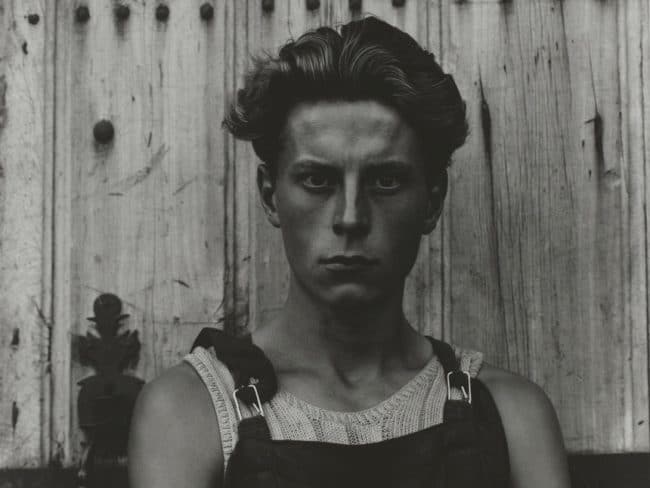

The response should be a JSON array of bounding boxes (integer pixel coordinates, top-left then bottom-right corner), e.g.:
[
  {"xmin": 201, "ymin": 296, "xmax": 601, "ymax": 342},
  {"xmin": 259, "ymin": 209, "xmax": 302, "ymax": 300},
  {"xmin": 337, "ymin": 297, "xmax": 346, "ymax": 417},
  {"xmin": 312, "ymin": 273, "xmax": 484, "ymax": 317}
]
[
  {"xmin": 302, "ymin": 174, "xmax": 333, "ymax": 189},
  {"xmin": 375, "ymin": 175, "xmax": 402, "ymax": 190}
]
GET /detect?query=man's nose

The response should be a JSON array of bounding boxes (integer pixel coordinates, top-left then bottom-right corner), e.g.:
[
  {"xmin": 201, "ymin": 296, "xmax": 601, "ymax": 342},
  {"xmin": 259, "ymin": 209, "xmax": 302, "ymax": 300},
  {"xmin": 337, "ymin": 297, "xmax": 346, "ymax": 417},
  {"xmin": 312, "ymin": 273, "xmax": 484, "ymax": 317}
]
[{"xmin": 332, "ymin": 179, "xmax": 370, "ymax": 236}]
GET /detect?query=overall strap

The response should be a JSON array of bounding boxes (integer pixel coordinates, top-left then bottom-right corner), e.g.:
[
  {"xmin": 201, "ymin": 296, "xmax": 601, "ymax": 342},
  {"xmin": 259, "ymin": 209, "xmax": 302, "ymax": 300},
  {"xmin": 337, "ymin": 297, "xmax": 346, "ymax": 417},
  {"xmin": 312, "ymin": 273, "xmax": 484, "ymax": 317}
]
[
  {"xmin": 190, "ymin": 328, "xmax": 278, "ymax": 407},
  {"xmin": 425, "ymin": 336, "xmax": 473, "ymax": 422},
  {"xmin": 190, "ymin": 328, "xmax": 276, "ymax": 441},
  {"xmin": 426, "ymin": 336, "xmax": 459, "ymax": 373},
  {"xmin": 426, "ymin": 336, "xmax": 487, "ymax": 486}
]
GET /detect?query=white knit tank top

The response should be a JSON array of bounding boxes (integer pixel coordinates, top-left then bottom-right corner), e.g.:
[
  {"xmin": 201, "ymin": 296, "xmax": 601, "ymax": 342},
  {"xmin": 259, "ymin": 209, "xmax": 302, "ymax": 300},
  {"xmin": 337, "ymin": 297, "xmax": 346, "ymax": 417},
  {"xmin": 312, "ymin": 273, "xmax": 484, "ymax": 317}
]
[{"xmin": 183, "ymin": 341, "xmax": 483, "ymax": 471}]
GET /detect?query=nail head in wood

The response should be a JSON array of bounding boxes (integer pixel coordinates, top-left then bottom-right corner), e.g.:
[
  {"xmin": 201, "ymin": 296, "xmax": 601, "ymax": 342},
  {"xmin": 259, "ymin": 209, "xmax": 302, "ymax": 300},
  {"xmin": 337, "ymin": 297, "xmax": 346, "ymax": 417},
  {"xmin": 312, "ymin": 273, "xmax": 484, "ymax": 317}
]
[
  {"xmin": 262, "ymin": 0, "xmax": 274, "ymax": 13},
  {"xmin": 200, "ymin": 3, "xmax": 214, "ymax": 20},
  {"xmin": 93, "ymin": 120, "xmax": 115, "ymax": 144},
  {"xmin": 75, "ymin": 5, "xmax": 90, "ymax": 23},
  {"xmin": 156, "ymin": 4, "xmax": 170, "ymax": 21},
  {"xmin": 306, "ymin": 0, "xmax": 320, "ymax": 11},
  {"xmin": 115, "ymin": 4, "xmax": 130, "ymax": 21}
]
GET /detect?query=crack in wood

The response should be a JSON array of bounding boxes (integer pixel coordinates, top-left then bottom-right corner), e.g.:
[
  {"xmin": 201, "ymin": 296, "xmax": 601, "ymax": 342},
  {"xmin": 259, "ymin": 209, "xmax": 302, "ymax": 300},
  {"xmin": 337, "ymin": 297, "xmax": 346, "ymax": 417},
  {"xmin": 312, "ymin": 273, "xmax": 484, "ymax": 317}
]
[
  {"xmin": 10, "ymin": 328, "xmax": 19, "ymax": 347},
  {"xmin": 11, "ymin": 401, "xmax": 19, "ymax": 432},
  {"xmin": 0, "ymin": 74, "xmax": 7, "ymax": 129}
]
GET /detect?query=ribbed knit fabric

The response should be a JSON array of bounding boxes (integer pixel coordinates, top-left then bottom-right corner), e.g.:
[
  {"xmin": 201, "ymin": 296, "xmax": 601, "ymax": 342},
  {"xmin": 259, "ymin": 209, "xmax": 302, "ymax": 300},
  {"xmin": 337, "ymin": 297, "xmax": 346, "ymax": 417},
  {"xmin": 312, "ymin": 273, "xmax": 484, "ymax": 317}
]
[{"xmin": 183, "ymin": 342, "xmax": 483, "ymax": 472}]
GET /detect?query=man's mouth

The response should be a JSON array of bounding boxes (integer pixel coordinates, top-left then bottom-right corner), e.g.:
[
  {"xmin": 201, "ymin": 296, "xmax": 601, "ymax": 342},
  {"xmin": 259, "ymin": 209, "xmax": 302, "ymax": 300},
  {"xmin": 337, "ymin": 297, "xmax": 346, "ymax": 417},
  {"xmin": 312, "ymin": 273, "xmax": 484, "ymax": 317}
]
[{"xmin": 321, "ymin": 255, "xmax": 378, "ymax": 269}]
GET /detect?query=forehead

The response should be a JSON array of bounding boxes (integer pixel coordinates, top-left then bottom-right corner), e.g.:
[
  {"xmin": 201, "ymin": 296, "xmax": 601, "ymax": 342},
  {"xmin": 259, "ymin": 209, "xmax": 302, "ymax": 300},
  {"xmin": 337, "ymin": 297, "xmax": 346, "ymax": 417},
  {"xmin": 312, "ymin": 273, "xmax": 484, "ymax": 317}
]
[{"xmin": 281, "ymin": 100, "xmax": 422, "ymax": 166}]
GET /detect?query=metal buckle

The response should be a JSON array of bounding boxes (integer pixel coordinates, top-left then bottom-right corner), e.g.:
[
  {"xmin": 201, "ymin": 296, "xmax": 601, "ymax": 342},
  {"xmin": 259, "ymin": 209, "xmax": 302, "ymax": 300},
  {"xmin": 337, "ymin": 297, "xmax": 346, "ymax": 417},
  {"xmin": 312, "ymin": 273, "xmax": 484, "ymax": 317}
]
[
  {"xmin": 232, "ymin": 377, "xmax": 264, "ymax": 422},
  {"xmin": 446, "ymin": 371, "xmax": 472, "ymax": 404}
]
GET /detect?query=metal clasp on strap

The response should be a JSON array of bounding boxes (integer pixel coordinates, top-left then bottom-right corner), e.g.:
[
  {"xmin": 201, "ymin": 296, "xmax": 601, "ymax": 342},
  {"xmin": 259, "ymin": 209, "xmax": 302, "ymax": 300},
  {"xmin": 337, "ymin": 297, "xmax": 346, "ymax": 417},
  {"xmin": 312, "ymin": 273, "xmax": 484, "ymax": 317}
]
[
  {"xmin": 447, "ymin": 371, "xmax": 472, "ymax": 404},
  {"xmin": 232, "ymin": 377, "xmax": 265, "ymax": 422}
]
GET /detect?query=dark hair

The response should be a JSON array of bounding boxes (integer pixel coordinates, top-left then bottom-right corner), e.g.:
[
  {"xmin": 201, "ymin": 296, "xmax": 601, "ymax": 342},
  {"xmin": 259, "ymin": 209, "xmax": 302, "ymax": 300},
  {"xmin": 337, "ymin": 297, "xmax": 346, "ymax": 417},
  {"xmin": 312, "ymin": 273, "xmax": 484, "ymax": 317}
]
[{"xmin": 222, "ymin": 16, "xmax": 468, "ymax": 188}]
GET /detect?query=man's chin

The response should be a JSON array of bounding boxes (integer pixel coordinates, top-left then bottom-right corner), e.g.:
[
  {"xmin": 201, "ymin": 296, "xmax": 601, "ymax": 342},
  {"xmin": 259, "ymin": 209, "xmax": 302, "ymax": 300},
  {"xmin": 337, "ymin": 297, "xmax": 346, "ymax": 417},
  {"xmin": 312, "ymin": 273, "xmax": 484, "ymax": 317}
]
[{"xmin": 323, "ymin": 286, "xmax": 383, "ymax": 310}]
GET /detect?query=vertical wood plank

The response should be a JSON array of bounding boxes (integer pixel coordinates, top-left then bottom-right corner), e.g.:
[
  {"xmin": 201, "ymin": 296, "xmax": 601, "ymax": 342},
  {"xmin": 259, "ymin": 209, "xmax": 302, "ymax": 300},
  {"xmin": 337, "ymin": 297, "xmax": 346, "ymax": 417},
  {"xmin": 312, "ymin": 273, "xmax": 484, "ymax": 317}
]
[
  {"xmin": 51, "ymin": 0, "xmax": 74, "ymax": 466},
  {"xmin": 0, "ymin": 0, "xmax": 54, "ymax": 468},
  {"xmin": 617, "ymin": 0, "xmax": 650, "ymax": 451},
  {"xmin": 52, "ymin": 0, "xmax": 228, "ymax": 464},
  {"xmin": 224, "ymin": 0, "xmax": 253, "ymax": 337},
  {"xmin": 441, "ymin": 0, "xmax": 649, "ymax": 452},
  {"xmin": 440, "ymin": 0, "xmax": 511, "ymax": 375}
]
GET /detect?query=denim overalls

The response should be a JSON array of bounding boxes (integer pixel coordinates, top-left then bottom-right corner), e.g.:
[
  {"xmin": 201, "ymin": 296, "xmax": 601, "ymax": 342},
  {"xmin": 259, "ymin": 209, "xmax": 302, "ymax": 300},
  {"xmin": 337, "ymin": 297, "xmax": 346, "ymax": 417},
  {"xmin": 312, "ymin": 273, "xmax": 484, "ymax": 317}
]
[{"xmin": 190, "ymin": 328, "xmax": 510, "ymax": 488}]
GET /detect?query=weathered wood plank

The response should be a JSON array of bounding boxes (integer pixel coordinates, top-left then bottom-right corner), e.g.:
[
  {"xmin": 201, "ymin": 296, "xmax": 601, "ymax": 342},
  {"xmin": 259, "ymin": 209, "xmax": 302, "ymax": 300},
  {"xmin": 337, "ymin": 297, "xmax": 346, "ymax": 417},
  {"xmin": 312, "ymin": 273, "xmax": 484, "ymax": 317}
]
[
  {"xmin": 224, "ymin": 0, "xmax": 254, "ymax": 337},
  {"xmin": 52, "ymin": 0, "xmax": 228, "ymax": 465},
  {"xmin": 440, "ymin": 0, "xmax": 649, "ymax": 452},
  {"xmin": 0, "ymin": 0, "xmax": 54, "ymax": 468},
  {"xmin": 616, "ymin": 0, "xmax": 650, "ymax": 452}
]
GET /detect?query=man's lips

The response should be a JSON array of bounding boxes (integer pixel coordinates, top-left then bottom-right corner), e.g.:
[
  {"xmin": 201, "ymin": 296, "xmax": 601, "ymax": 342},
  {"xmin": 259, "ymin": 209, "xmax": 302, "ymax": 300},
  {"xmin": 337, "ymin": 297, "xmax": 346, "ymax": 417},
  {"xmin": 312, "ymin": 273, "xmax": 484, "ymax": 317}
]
[{"xmin": 320, "ymin": 255, "xmax": 379, "ymax": 267}]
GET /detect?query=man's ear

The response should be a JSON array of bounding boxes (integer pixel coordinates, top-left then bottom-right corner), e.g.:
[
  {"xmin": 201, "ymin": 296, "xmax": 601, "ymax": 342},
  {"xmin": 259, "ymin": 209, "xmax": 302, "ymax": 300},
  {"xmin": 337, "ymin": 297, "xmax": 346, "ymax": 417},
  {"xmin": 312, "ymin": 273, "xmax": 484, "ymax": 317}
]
[
  {"xmin": 257, "ymin": 164, "xmax": 281, "ymax": 228},
  {"xmin": 422, "ymin": 171, "xmax": 448, "ymax": 235}
]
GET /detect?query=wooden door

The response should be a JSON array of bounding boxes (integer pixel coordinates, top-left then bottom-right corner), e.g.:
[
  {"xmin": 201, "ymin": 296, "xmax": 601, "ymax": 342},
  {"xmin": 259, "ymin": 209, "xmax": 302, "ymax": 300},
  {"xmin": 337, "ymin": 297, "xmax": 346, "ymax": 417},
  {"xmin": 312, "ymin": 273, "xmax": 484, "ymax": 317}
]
[{"xmin": 0, "ymin": 0, "xmax": 647, "ymax": 469}]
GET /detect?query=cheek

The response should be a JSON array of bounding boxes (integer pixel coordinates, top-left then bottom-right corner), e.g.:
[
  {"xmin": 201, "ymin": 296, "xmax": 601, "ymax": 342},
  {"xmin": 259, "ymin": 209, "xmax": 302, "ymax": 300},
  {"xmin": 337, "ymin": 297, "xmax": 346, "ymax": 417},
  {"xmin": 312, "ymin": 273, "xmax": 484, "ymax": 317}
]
[
  {"xmin": 277, "ymin": 187, "xmax": 324, "ymax": 231},
  {"xmin": 275, "ymin": 187, "xmax": 327, "ymax": 260},
  {"xmin": 376, "ymin": 198, "xmax": 427, "ymax": 269},
  {"xmin": 379, "ymin": 193, "xmax": 427, "ymax": 241}
]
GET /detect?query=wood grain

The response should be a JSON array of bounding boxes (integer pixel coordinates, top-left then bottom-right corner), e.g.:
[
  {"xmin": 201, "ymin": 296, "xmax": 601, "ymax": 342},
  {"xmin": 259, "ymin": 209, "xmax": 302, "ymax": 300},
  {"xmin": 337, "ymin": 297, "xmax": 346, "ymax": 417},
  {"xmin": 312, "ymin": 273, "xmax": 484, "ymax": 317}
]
[
  {"xmin": 51, "ymin": 0, "xmax": 228, "ymax": 464},
  {"xmin": 439, "ymin": 0, "xmax": 649, "ymax": 452},
  {"xmin": 0, "ymin": 0, "xmax": 647, "ymax": 468},
  {"xmin": 0, "ymin": 0, "xmax": 54, "ymax": 467}
]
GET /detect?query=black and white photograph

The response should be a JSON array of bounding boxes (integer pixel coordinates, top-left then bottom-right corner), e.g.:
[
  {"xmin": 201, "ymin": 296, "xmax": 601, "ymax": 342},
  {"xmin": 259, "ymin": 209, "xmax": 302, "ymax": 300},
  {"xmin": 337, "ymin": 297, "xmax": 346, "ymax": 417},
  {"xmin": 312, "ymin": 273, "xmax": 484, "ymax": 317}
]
[{"xmin": 0, "ymin": 1, "xmax": 648, "ymax": 487}]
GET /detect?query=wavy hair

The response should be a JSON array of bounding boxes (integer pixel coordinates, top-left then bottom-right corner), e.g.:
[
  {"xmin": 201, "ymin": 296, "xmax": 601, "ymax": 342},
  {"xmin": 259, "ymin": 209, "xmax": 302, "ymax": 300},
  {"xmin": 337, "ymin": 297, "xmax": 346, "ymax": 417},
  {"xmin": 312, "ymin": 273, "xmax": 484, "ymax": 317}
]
[{"xmin": 222, "ymin": 16, "xmax": 468, "ymax": 188}]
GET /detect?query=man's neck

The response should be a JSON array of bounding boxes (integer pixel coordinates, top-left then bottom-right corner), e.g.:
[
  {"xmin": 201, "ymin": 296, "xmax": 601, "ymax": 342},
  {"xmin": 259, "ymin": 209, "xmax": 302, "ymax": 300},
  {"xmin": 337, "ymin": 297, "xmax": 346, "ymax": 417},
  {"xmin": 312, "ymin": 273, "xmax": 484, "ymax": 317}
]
[{"xmin": 252, "ymin": 276, "xmax": 427, "ymax": 386}]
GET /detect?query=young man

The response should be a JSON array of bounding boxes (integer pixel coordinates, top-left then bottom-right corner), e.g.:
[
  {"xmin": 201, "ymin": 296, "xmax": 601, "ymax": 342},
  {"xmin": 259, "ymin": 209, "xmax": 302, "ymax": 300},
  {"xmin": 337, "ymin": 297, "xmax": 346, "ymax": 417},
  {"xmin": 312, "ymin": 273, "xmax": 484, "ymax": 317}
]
[{"xmin": 128, "ymin": 16, "xmax": 570, "ymax": 488}]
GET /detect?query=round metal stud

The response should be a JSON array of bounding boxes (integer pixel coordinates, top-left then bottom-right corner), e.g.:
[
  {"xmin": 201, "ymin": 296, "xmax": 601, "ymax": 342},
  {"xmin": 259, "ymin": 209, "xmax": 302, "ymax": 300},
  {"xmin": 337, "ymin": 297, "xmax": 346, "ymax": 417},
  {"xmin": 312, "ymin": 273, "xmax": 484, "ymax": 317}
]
[
  {"xmin": 115, "ymin": 4, "xmax": 130, "ymax": 21},
  {"xmin": 262, "ymin": 0, "xmax": 274, "ymax": 13},
  {"xmin": 306, "ymin": 0, "xmax": 320, "ymax": 11},
  {"xmin": 75, "ymin": 5, "xmax": 90, "ymax": 23},
  {"xmin": 200, "ymin": 3, "xmax": 214, "ymax": 20},
  {"xmin": 93, "ymin": 120, "xmax": 115, "ymax": 144},
  {"xmin": 155, "ymin": 4, "xmax": 170, "ymax": 21}
]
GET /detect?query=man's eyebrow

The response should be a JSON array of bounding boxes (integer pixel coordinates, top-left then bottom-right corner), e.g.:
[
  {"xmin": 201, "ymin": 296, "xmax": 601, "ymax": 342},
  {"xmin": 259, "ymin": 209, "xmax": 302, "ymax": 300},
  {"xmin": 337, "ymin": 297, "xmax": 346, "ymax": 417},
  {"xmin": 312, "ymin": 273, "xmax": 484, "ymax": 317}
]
[
  {"xmin": 291, "ymin": 160, "xmax": 335, "ymax": 171},
  {"xmin": 291, "ymin": 160, "xmax": 412, "ymax": 171}
]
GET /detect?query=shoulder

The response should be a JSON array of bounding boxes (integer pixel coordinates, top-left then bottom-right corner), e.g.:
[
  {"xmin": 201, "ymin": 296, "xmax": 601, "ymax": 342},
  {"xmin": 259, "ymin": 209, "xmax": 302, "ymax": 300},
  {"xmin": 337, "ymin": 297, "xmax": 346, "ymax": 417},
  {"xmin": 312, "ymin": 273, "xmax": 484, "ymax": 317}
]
[
  {"xmin": 477, "ymin": 362, "xmax": 553, "ymax": 413},
  {"xmin": 128, "ymin": 362, "xmax": 224, "ymax": 488},
  {"xmin": 477, "ymin": 363, "xmax": 570, "ymax": 488}
]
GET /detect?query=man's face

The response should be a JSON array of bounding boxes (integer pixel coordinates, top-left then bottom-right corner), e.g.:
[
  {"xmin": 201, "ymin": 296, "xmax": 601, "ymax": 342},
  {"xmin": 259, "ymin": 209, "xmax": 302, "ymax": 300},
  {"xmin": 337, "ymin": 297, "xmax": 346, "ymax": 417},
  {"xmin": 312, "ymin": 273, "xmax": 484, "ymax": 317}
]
[{"xmin": 259, "ymin": 99, "xmax": 443, "ymax": 309}]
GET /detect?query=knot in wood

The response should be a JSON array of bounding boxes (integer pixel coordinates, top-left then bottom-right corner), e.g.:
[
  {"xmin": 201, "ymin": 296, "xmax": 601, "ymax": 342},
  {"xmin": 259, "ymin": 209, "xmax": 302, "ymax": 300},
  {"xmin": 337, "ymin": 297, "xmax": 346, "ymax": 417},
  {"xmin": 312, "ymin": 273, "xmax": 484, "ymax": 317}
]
[
  {"xmin": 115, "ymin": 4, "xmax": 130, "ymax": 21},
  {"xmin": 156, "ymin": 4, "xmax": 170, "ymax": 22},
  {"xmin": 262, "ymin": 0, "xmax": 274, "ymax": 13},
  {"xmin": 349, "ymin": 0, "xmax": 362, "ymax": 11},
  {"xmin": 93, "ymin": 120, "xmax": 115, "ymax": 144},
  {"xmin": 200, "ymin": 3, "xmax": 214, "ymax": 21},
  {"xmin": 75, "ymin": 5, "xmax": 90, "ymax": 23},
  {"xmin": 306, "ymin": 0, "xmax": 320, "ymax": 11}
]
